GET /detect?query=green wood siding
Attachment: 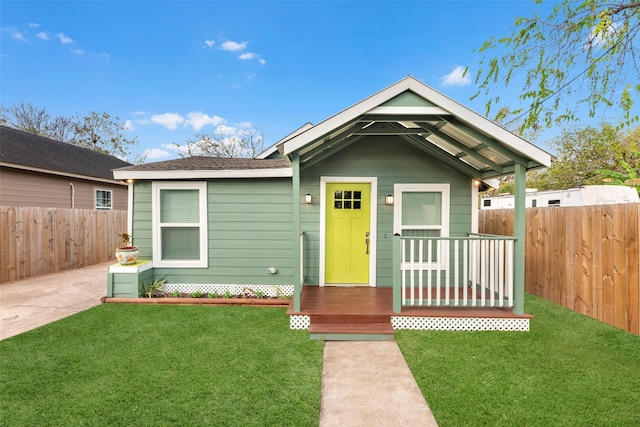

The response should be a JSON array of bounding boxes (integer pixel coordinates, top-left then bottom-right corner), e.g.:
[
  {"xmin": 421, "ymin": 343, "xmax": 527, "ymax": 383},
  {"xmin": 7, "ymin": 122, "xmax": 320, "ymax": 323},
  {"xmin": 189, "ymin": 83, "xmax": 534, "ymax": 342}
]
[
  {"xmin": 300, "ymin": 136, "xmax": 473, "ymax": 287},
  {"xmin": 131, "ymin": 179, "xmax": 293, "ymax": 285},
  {"xmin": 130, "ymin": 137, "xmax": 474, "ymax": 289}
]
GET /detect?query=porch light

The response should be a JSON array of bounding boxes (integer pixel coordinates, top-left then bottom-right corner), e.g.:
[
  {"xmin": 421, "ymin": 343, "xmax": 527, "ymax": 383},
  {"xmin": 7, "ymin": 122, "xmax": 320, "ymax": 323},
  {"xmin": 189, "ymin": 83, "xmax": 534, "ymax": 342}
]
[
  {"xmin": 305, "ymin": 194, "xmax": 313, "ymax": 204},
  {"xmin": 385, "ymin": 195, "xmax": 394, "ymax": 205},
  {"xmin": 473, "ymin": 179, "xmax": 481, "ymax": 187},
  {"xmin": 126, "ymin": 179, "xmax": 134, "ymax": 184}
]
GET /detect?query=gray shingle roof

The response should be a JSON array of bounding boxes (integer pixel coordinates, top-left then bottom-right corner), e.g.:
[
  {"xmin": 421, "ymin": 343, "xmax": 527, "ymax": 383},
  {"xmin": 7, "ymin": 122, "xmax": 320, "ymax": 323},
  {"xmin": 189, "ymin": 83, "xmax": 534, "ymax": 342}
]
[
  {"xmin": 0, "ymin": 125, "xmax": 132, "ymax": 180},
  {"xmin": 114, "ymin": 156, "xmax": 290, "ymax": 172}
]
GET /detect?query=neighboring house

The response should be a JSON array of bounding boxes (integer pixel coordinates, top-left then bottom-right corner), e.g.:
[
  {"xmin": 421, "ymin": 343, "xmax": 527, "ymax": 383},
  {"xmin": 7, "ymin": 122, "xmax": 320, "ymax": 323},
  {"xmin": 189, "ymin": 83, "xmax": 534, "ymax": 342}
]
[
  {"xmin": 0, "ymin": 125, "xmax": 131, "ymax": 210},
  {"xmin": 111, "ymin": 76, "xmax": 552, "ymax": 336}
]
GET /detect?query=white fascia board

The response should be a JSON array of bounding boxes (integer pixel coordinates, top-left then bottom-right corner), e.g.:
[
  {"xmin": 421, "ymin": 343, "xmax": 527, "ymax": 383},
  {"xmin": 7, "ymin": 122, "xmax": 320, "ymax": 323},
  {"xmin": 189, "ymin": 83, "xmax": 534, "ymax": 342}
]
[
  {"xmin": 406, "ymin": 79, "xmax": 553, "ymax": 167},
  {"xmin": 256, "ymin": 144, "xmax": 279, "ymax": 159},
  {"xmin": 258, "ymin": 122, "xmax": 315, "ymax": 159},
  {"xmin": 113, "ymin": 167, "xmax": 293, "ymax": 180},
  {"xmin": 2, "ymin": 161, "xmax": 128, "ymax": 185},
  {"xmin": 281, "ymin": 77, "xmax": 413, "ymax": 155}
]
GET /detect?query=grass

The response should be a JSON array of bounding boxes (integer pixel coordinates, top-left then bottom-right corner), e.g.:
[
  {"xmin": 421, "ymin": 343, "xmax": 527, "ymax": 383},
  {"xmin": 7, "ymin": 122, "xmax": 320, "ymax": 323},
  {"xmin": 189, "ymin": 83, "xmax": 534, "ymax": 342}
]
[
  {"xmin": 396, "ymin": 293, "xmax": 640, "ymax": 426},
  {"xmin": 0, "ymin": 305, "xmax": 323, "ymax": 426}
]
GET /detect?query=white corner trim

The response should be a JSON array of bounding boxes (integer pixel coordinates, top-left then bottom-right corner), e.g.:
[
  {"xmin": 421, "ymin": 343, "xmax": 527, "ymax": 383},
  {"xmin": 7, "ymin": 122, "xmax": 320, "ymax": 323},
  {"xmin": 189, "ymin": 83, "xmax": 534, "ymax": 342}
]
[{"xmin": 471, "ymin": 180, "xmax": 479, "ymax": 234}]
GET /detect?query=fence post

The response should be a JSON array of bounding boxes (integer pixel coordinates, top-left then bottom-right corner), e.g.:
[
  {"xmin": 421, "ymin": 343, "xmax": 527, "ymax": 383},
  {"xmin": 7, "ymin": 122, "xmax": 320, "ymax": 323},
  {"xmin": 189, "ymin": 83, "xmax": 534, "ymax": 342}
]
[{"xmin": 393, "ymin": 234, "xmax": 402, "ymax": 313}]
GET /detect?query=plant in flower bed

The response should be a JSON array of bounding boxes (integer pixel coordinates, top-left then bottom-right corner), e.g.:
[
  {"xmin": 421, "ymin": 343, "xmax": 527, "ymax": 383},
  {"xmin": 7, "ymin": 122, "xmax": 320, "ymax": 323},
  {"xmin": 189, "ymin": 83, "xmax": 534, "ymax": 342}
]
[{"xmin": 150, "ymin": 286, "xmax": 290, "ymax": 300}]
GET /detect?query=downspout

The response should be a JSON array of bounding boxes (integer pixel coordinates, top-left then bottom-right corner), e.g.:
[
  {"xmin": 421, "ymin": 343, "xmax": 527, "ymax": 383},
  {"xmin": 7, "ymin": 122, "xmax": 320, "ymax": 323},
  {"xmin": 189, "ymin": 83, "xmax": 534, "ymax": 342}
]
[
  {"xmin": 70, "ymin": 183, "xmax": 75, "ymax": 209},
  {"xmin": 127, "ymin": 180, "xmax": 134, "ymax": 240}
]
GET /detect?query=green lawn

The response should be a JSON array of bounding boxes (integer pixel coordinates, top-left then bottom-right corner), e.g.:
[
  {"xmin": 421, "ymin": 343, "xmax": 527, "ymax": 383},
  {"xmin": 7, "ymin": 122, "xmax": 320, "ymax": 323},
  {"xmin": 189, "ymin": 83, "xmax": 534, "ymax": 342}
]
[
  {"xmin": 3, "ymin": 295, "xmax": 639, "ymax": 426},
  {"xmin": 0, "ymin": 305, "xmax": 323, "ymax": 426},
  {"xmin": 396, "ymin": 294, "xmax": 640, "ymax": 427}
]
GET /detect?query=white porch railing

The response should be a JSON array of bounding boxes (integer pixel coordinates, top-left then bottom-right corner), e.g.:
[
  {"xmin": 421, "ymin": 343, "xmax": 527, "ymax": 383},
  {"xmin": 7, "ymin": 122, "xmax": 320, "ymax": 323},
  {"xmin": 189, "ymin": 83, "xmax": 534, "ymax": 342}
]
[{"xmin": 392, "ymin": 234, "xmax": 516, "ymax": 312}]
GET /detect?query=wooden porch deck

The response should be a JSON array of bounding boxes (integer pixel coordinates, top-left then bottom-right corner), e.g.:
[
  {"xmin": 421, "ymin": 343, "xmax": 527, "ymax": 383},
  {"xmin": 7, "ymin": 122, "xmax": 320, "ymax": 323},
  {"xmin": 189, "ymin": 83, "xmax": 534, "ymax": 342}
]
[{"xmin": 287, "ymin": 286, "xmax": 531, "ymax": 340}]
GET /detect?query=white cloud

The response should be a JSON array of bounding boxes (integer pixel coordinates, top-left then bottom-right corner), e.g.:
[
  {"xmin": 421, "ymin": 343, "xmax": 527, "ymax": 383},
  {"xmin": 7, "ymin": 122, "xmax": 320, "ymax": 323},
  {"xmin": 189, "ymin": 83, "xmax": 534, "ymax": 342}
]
[
  {"xmin": 440, "ymin": 66, "xmax": 471, "ymax": 88},
  {"xmin": 56, "ymin": 33, "xmax": 73, "ymax": 44},
  {"xmin": 238, "ymin": 52, "xmax": 257, "ymax": 60},
  {"xmin": 204, "ymin": 40, "xmax": 215, "ymax": 47},
  {"xmin": 151, "ymin": 113, "xmax": 185, "ymax": 129},
  {"xmin": 37, "ymin": 32, "xmax": 48, "ymax": 40},
  {"xmin": 72, "ymin": 48, "xmax": 85, "ymax": 55},
  {"xmin": 11, "ymin": 31, "xmax": 26, "ymax": 42},
  {"xmin": 28, "ymin": 23, "xmax": 40, "ymax": 28},
  {"xmin": 588, "ymin": 21, "xmax": 619, "ymax": 47},
  {"xmin": 144, "ymin": 147, "xmax": 172, "ymax": 160},
  {"xmin": 123, "ymin": 120, "xmax": 134, "ymax": 130},
  {"xmin": 238, "ymin": 52, "xmax": 266, "ymax": 64},
  {"xmin": 221, "ymin": 40, "xmax": 248, "ymax": 51},
  {"xmin": 186, "ymin": 111, "xmax": 225, "ymax": 130}
]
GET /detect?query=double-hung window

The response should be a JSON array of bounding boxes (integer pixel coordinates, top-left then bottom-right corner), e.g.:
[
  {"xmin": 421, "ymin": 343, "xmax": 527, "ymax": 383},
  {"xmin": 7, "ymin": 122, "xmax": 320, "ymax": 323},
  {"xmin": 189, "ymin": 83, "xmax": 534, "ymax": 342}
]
[
  {"xmin": 393, "ymin": 184, "xmax": 450, "ymax": 269},
  {"xmin": 96, "ymin": 189, "xmax": 112, "ymax": 210},
  {"xmin": 152, "ymin": 182, "xmax": 208, "ymax": 268}
]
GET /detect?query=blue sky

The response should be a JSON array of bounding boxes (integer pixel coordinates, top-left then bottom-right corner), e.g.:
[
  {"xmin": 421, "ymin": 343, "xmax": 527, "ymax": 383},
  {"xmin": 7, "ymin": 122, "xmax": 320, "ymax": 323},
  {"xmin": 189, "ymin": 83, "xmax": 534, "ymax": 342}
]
[{"xmin": 0, "ymin": 1, "xmax": 582, "ymax": 162}]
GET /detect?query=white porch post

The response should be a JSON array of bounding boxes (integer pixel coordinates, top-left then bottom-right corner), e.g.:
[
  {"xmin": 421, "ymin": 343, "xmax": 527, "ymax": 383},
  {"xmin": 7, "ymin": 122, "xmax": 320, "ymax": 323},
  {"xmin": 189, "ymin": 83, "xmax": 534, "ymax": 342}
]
[
  {"xmin": 513, "ymin": 163, "xmax": 526, "ymax": 315},
  {"xmin": 291, "ymin": 153, "xmax": 302, "ymax": 312}
]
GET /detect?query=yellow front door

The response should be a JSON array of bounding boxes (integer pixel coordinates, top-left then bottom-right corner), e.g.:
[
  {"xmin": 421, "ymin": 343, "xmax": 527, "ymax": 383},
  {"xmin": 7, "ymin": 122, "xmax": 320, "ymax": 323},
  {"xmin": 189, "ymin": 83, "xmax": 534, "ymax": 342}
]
[{"xmin": 325, "ymin": 183, "xmax": 370, "ymax": 284}]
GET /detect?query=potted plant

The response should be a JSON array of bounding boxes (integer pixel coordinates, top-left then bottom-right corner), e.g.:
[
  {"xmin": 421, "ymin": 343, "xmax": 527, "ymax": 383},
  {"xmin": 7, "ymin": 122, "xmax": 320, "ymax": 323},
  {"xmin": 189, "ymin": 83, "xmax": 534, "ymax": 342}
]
[{"xmin": 115, "ymin": 232, "xmax": 139, "ymax": 265}]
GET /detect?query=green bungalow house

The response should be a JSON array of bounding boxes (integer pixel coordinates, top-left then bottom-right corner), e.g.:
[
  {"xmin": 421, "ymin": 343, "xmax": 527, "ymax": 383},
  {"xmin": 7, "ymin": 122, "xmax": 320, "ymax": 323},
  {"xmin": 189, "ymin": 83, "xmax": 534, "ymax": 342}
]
[{"xmin": 110, "ymin": 76, "xmax": 552, "ymax": 339}]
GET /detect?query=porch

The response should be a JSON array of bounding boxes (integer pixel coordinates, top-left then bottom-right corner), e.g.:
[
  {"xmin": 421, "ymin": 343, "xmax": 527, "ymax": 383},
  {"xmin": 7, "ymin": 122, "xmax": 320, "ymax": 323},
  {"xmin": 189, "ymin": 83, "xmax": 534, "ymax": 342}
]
[
  {"xmin": 289, "ymin": 233, "xmax": 531, "ymax": 339},
  {"xmin": 287, "ymin": 286, "xmax": 532, "ymax": 340}
]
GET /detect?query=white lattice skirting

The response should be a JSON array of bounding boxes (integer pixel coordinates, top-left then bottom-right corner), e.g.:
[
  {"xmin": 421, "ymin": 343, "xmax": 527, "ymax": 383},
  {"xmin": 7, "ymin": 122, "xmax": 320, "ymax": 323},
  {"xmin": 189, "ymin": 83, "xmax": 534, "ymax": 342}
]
[
  {"xmin": 163, "ymin": 284, "xmax": 293, "ymax": 298},
  {"xmin": 289, "ymin": 315, "xmax": 311, "ymax": 330},
  {"xmin": 391, "ymin": 316, "xmax": 530, "ymax": 331},
  {"xmin": 288, "ymin": 315, "xmax": 528, "ymax": 331}
]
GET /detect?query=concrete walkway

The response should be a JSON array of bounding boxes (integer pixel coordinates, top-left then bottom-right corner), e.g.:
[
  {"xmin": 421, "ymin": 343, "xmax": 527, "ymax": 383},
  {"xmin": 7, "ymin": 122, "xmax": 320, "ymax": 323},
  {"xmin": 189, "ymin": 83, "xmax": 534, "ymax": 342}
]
[
  {"xmin": 320, "ymin": 341, "xmax": 438, "ymax": 426},
  {"xmin": 1, "ymin": 265, "xmax": 438, "ymax": 425},
  {"xmin": 0, "ymin": 262, "xmax": 109, "ymax": 340}
]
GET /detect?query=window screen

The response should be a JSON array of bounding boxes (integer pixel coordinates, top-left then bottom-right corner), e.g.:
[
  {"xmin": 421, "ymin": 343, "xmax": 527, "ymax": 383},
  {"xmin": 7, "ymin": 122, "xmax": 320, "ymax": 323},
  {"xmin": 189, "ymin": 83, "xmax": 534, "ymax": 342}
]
[{"xmin": 96, "ymin": 190, "xmax": 112, "ymax": 210}]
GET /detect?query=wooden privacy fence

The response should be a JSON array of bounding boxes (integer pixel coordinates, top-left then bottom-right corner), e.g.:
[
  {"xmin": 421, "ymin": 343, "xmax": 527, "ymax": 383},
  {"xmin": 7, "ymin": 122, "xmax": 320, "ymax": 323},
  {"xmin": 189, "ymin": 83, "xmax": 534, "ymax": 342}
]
[
  {"xmin": 1, "ymin": 206, "xmax": 127, "ymax": 284},
  {"xmin": 479, "ymin": 204, "xmax": 640, "ymax": 336}
]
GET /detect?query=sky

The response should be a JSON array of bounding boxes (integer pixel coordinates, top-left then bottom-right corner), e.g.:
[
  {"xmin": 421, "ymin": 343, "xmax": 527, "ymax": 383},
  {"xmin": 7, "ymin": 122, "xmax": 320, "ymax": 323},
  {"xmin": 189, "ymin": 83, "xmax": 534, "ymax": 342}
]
[{"xmin": 1, "ymin": 0, "xmax": 622, "ymax": 163}]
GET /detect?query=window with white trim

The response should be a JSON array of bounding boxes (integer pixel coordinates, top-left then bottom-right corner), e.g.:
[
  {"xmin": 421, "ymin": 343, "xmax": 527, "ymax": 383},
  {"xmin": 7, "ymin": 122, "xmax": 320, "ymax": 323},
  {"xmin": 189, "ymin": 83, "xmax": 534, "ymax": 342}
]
[
  {"xmin": 152, "ymin": 182, "xmax": 208, "ymax": 268},
  {"xmin": 394, "ymin": 184, "xmax": 450, "ymax": 268},
  {"xmin": 96, "ymin": 189, "xmax": 112, "ymax": 210}
]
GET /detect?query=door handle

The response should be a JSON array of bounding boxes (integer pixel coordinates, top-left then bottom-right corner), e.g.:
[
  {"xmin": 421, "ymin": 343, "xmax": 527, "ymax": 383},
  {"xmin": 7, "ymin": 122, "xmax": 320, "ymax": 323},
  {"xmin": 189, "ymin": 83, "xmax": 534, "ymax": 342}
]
[{"xmin": 365, "ymin": 238, "xmax": 370, "ymax": 255}]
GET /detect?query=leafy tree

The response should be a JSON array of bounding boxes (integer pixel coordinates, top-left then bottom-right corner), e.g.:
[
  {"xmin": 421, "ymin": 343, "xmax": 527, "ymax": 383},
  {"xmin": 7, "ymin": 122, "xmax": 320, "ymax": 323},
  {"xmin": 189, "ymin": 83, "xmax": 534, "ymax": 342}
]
[
  {"xmin": 474, "ymin": 0, "xmax": 640, "ymax": 132},
  {"xmin": 69, "ymin": 111, "xmax": 138, "ymax": 159},
  {"xmin": 2, "ymin": 103, "xmax": 140, "ymax": 161},
  {"xmin": 597, "ymin": 151, "xmax": 640, "ymax": 193},
  {"xmin": 527, "ymin": 123, "xmax": 639, "ymax": 190},
  {"xmin": 1, "ymin": 102, "xmax": 75, "ymax": 141},
  {"xmin": 179, "ymin": 124, "xmax": 265, "ymax": 158}
]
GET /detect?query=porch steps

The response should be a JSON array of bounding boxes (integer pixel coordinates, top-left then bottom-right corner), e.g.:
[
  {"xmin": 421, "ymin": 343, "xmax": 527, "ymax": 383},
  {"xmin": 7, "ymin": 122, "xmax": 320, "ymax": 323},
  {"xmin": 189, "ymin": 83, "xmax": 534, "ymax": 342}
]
[{"xmin": 309, "ymin": 314, "xmax": 395, "ymax": 341}]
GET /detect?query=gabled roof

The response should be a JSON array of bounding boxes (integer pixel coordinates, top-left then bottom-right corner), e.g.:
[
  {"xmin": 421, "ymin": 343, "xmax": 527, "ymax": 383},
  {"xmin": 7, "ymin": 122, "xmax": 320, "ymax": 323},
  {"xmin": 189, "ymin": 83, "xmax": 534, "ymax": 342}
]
[
  {"xmin": 272, "ymin": 76, "xmax": 552, "ymax": 179},
  {"xmin": 113, "ymin": 156, "xmax": 292, "ymax": 180},
  {"xmin": 0, "ymin": 125, "xmax": 131, "ymax": 183}
]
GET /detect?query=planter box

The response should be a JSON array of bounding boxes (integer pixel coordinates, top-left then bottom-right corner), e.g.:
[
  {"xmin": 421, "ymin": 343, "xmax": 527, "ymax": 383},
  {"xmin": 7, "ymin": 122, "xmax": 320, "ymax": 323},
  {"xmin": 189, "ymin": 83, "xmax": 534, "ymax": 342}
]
[{"xmin": 106, "ymin": 261, "xmax": 154, "ymax": 298}]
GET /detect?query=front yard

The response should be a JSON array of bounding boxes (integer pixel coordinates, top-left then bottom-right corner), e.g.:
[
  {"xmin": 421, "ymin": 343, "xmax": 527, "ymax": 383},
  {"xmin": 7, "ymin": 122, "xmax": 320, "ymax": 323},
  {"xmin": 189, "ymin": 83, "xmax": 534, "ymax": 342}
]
[
  {"xmin": 1, "ymin": 294, "xmax": 638, "ymax": 426},
  {"xmin": 0, "ymin": 305, "xmax": 323, "ymax": 426},
  {"xmin": 397, "ymin": 294, "xmax": 640, "ymax": 426}
]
